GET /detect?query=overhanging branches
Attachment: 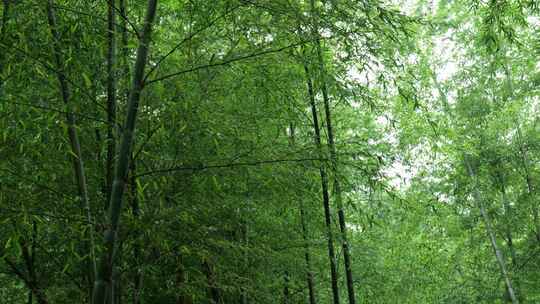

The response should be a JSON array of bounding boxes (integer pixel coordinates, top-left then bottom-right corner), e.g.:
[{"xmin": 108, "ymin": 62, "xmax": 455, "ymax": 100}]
[{"xmin": 145, "ymin": 32, "xmax": 356, "ymax": 85}]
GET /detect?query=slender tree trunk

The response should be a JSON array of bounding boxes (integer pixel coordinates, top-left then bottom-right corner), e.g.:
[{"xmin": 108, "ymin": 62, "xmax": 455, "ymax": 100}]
[
  {"xmin": 131, "ymin": 160, "xmax": 143, "ymax": 304},
  {"xmin": 464, "ymin": 155, "xmax": 519, "ymax": 304},
  {"xmin": 300, "ymin": 200, "xmax": 317, "ymax": 304},
  {"xmin": 282, "ymin": 271, "xmax": 290, "ymax": 304},
  {"xmin": 92, "ymin": 1, "xmax": 159, "ymax": 303},
  {"xmin": 45, "ymin": 0, "xmax": 97, "ymax": 286},
  {"xmin": 22, "ymin": 234, "xmax": 46, "ymax": 304},
  {"xmin": 104, "ymin": 269, "xmax": 114, "ymax": 304},
  {"xmin": 516, "ymin": 125, "xmax": 540, "ymax": 243},
  {"xmin": 309, "ymin": 1, "xmax": 356, "ymax": 302},
  {"xmin": 303, "ymin": 55, "xmax": 340, "ymax": 304},
  {"xmin": 497, "ymin": 174, "xmax": 522, "ymax": 301},
  {"xmin": 119, "ymin": 0, "xmax": 130, "ymax": 95},
  {"xmin": 4, "ymin": 245, "xmax": 49, "ymax": 304},
  {"xmin": 105, "ymin": 0, "xmax": 118, "ymax": 204},
  {"xmin": 240, "ymin": 211, "xmax": 249, "ymax": 304},
  {"xmin": 15, "ymin": 267, "xmax": 48, "ymax": 304},
  {"xmin": 176, "ymin": 254, "xmax": 192, "ymax": 304},
  {"xmin": 0, "ymin": 0, "xmax": 10, "ymax": 91},
  {"xmin": 289, "ymin": 122, "xmax": 317, "ymax": 304},
  {"xmin": 501, "ymin": 186, "xmax": 518, "ymax": 265},
  {"xmin": 115, "ymin": 269, "xmax": 122, "ymax": 304},
  {"xmin": 13, "ymin": 224, "xmax": 40, "ymax": 304},
  {"xmin": 28, "ymin": 221, "xmax": 37, "ymax": 304},
  {"xmin": 314, "ymin": 28, "xmax": 357, "ymax": 304},
  {"xmin": 503, "ymin": 53, "xmax": 540, "ymax": 245},
  {"xmin": 117, "ymin": 1, "xmax": 143, "ymax": 302},
  {"xmin": 0, "ymin": 0, "xmax": 9, "ymax": 43},
  {"xmin": 203, "ymin": 259, "xmax": 222, "ymax": 304}
]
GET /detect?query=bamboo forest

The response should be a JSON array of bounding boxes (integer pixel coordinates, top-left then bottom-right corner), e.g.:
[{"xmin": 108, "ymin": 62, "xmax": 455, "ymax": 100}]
[{"xmin": 2, "ymin": 0, "xmax": 540, "ymax": 303}]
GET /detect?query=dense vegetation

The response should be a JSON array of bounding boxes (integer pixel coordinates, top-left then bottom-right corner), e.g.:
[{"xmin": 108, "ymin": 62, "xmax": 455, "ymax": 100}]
[{"xmin": 1, "ymin": 0, "xmax": 539, "ymax": 303}]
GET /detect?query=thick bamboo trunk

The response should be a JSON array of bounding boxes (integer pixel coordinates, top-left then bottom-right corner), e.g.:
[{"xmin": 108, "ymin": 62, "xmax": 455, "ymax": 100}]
[
  {"xmin": 92, "ymin": 1, "xmax": 159, "ymax": 303},
  {"xmin": 464, "ymin": 156, "xmax": 519, "ymax": 304}
]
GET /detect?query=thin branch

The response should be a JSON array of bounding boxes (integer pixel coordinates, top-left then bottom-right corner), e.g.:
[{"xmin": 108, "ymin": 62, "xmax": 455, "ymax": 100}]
[
  {"xmin": 144, "ymin": 4, "xmax": 243, "ymax": 81},
  {"xmin": 146, "ymin": 31, "xmax": 356, "ymax": 85},
  {"xmin": 513, "ymin": 246, "xmax": 540, "ymax": 273},
  {"xmin": 132, "ymin": 124, "xmax": 162, "ymax": 161},
  {"xmin": 102, "ymin": 0, "xmax": 140, "ymax": 38},
  {"xmin": 146, "ymin": 39, "xmax": 311, "ymax": 85},
  {"xmin": 136, "ymin": 157, "xmax": 327, "ymax": 178}
]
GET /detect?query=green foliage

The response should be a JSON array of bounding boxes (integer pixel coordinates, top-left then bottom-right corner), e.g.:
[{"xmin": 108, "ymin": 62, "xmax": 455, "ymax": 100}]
[{"xmin": 1, "ymin": 0, "xmax": 540, "ymax": 303}]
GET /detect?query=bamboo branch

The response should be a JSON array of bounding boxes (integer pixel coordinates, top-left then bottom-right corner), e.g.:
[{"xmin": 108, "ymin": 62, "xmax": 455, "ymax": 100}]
[{"xmin": 135, "ymin": 157, "xmax": 327, "ymax": 178}]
